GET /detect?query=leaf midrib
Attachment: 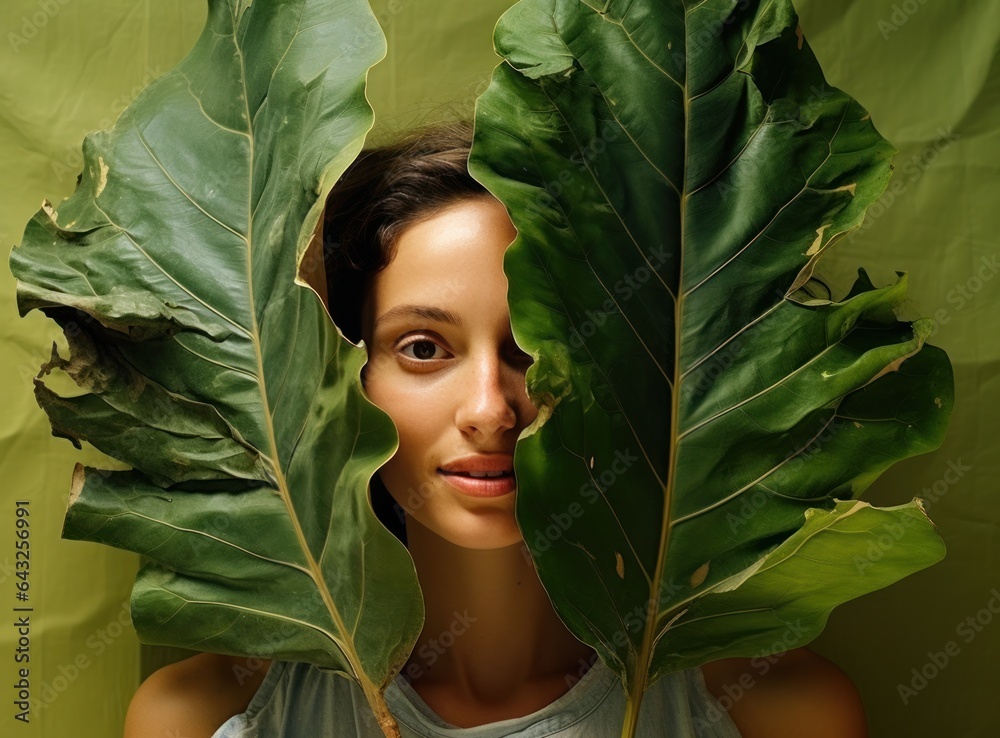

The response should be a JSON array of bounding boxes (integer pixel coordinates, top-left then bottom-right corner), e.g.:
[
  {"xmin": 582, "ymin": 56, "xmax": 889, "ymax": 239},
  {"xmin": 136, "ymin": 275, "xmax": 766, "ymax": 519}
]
[{"xmin": 230, "ymin": 2, "xmax": 362, "ymax": 680}]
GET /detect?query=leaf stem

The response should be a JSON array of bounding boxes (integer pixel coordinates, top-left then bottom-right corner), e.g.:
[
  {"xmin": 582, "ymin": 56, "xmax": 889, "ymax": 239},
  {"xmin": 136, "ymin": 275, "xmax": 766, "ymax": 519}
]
[
  {"xmin": 365, "ymin": 682, "xmax": 402, "ymax": 738},
  {"xmin": 620, "ymin": 688, "xmax": 642, "ymax": 738}
]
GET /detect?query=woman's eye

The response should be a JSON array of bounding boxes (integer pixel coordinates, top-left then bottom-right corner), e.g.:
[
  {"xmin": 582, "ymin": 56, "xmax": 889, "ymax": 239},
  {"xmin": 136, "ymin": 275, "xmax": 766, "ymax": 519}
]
[{"xmin": 398, "ymin": 338, "xmax": 444, "ymax": 362}]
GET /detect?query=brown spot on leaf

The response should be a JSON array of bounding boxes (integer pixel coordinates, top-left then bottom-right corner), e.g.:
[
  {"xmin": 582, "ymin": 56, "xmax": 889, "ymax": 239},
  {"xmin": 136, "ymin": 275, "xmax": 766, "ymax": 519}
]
[
  {"xmin": 690, "ymin": 561, "xmax": 710, "ymax": 588},
  {"xmin": 795, "ymin": 24, "xmax": 804, "ymax": 49},
  {"xmin": 615, "ymin": 552, "xmax": 624, "ymax": 579},
  {"xmin": 69, "ymin": 463, "xmax": 86, "ymax": 508},
  {"xmin": 96, "ymin": 156, "xmax": 109, "ymax": 198},
  {"xmin": 870, "ymin": 348, "xmax": 920, "ymax": 383},
  {"xmin": 806, "ymin": 224, "xmax": 831, "ymax": 256},
  {"xmin": 42, "ymin": 199, "xmax": 58, "ymax": 224}
]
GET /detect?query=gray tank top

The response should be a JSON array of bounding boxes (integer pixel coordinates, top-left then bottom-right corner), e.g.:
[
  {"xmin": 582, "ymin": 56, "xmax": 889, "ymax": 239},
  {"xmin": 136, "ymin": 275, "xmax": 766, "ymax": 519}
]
[{"xmin": 211, "ymin": 655, "xmax": 743, "ymax": 737}]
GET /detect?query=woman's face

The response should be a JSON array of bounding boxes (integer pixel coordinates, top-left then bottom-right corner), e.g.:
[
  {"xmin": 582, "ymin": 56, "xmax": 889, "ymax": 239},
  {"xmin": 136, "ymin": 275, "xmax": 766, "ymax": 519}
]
[{"xmin": 360, "ymin": 195, "xmax": 538, "ymax": 550}]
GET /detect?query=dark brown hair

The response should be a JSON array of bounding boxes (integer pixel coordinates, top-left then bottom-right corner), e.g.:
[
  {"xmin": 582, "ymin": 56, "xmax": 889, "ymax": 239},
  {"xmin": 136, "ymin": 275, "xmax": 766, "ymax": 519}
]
[
  {"xmin": 323, "ymin": 119, "xmax": 490, "ymax": 546},
  {"xmin": 322, "ymin": 119, "xmax": 489, "ymax": 346}
]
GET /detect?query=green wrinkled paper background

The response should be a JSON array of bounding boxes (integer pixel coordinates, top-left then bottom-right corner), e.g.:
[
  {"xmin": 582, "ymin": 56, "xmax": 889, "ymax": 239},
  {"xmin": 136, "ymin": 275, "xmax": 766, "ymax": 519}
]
[{"xmin": 0, "ymin": 1, "xmax": 995, "ymax": 736}]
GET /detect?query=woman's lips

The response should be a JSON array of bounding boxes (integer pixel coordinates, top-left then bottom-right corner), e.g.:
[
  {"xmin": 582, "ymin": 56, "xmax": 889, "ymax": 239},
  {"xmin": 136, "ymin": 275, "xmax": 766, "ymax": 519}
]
[{"xmin": 438, "ymin": 470, "xmax": 515, "ymax": 497}]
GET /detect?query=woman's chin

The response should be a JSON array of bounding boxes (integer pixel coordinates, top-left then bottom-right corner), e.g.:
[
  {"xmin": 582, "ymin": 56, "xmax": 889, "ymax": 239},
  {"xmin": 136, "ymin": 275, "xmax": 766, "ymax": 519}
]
[
  {"xmin": 430, "ymin": 512, "xmax": 524, "ymax": 550},
  {"xmin": 448, "ymin": 525, "xmax": 524, "ymax": 551}
]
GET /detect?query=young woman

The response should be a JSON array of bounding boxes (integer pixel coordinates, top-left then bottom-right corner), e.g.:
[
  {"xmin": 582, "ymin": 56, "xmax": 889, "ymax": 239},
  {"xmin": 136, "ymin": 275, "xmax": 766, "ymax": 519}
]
[{"xmin": 124, "ymin": 121, "xmax": 869, "ymax": 737}]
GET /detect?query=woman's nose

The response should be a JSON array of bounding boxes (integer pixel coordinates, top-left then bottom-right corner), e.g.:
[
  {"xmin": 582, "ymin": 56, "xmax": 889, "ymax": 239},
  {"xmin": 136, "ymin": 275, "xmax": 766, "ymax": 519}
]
[{"xmin": 455, "ymin": 355, "xmax": 528, "ymax": 440}]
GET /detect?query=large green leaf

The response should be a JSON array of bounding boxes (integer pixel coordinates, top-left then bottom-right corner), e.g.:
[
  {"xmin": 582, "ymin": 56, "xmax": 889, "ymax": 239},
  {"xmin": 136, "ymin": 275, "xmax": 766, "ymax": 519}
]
[
  {"xmin": 469, "ymin": 0, "xmax": 953, "ymax": 733},
  {"xmin": 9, "ymin": 0, "xmax": 419, "ymax": 733}
]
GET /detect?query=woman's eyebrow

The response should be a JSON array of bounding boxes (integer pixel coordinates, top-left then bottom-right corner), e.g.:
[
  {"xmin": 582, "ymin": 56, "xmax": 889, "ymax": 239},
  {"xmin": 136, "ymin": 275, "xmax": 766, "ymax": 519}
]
[{"xmin": 374, "ymin": 304, "xmax": 463, "ymax": 331}]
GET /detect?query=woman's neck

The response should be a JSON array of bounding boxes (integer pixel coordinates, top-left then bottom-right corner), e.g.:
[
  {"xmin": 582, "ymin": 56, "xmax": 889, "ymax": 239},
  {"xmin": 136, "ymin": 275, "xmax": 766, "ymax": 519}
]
[{"xmin": 399, "ymin": 516, "xmax": 597, "ymax": 725}]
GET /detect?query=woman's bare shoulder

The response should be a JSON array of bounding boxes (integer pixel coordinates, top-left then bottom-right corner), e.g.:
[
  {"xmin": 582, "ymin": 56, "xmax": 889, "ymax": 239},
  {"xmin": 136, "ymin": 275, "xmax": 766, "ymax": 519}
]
[
  {"xmin": 123, "ymin": 653, "xmax": 272, "ymax": 738},
  {"xmin": 699, "ymin": 647, "xmax": 868, "ymax": 738}
]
